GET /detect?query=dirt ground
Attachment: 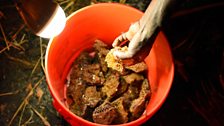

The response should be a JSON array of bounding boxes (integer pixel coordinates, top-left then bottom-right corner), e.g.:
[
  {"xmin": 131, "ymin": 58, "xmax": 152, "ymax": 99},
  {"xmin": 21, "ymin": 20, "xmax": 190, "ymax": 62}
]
[{"xmin": 0, "ymin": 0, "xmax": 224, "ymax": 126}]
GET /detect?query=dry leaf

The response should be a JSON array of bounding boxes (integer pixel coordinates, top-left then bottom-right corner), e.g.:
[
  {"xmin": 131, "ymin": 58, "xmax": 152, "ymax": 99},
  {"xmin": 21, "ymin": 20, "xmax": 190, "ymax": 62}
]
[
  {"xmin": 36, "ymin": 87, "xmax": 44, "ymax": 103},
  {"xmin": 26, "ymin": 83, "xmax": 32, "ymax": 92}
]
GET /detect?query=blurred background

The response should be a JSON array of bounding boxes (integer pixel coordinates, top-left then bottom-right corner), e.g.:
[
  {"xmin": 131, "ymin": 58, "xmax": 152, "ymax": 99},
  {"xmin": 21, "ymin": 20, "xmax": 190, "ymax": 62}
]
[{"xmin": 0, "ymin": 0, "xmax": 223, "ymax": 126}]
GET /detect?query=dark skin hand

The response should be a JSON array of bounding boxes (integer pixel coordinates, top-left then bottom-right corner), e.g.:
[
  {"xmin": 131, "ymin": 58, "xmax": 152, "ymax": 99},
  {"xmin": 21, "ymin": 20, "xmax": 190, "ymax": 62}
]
[{"xmin": 112, "ymin": 0, "xmax": 171, "ymax": 59}]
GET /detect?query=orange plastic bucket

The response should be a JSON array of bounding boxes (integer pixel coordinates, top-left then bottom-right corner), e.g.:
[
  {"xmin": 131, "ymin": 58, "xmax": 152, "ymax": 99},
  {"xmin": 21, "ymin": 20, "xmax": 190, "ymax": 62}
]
[{"xmin": 45, "ymin": 3, "xmax": 174, "ymax": 126}]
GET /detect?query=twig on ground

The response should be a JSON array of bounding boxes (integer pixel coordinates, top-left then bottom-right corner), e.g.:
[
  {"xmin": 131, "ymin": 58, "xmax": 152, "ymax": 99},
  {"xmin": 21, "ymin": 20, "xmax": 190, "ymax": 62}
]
[
  {"xmin": 5, "ymin": 53, "xmax": 33, "ymax": 67},
  {"xmin": 21, "ymin": 109, "xmax": 34, "ymax": 126},
  {"xmin": 31, "ymin": 57, "xmax": 41, "ymax": 76},
  {"xmin": 13, "ymin": 34, "xmax": 28, "ymax": 51},
  {"xmin": 0, "ymin": 23, "xmax": 27, "ymax": 53},
  {"xmin": 0, "ymin": 42, "xmax": 24, "ymax": 53},
  {"xmin": 18, "ymin": 101, "xmax": 28, "ymax": 126},
  {"xmin": 0, "ymin": 23, "xmax": 10, "ymax": 50},
  {"xmin": 39, "ymin": 38, "xmax": 46, "ymax": 74},
  {"xmin": 57, "ymin": 0, "xmax": 70, "ymax": 5},
  {"xmin": 0, "ymin": 46, "xmax": 9, "ymax": 53},
  {"xmin": 119, "ymin": 0, "xmax": 126, "ymax": 4},
  {"xmin": 8, "ymin": 77, "xmax": 45, "ymax": 126},
  {"xmin": 91, "ymin": 0, "xmax": 98, "ymax": 4},
  {"xmin": 30, "ymin": 105, "xmax": 51, "ymax": 126},
  {"xmin": 0, "ymin": 90, "xmax": 19, "ymax": 97},
  {"xmin": 11, "ymin": 24, "xmax": 25, "ymax": 40},
  {"xmin": 63, "ymin": 0, "xmax": 75, "ymax": 12}
]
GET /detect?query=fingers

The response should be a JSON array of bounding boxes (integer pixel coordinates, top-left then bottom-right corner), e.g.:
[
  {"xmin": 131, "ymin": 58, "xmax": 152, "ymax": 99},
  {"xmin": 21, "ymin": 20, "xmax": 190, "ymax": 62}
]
[
  {"xmin": 112, "ymin": 22, "xmax": 140, "ymax": 47},
  {"xmin": 113, "ymin": 48, "xmax": 135, "ymax": 59},
  {"xmin": 113, "ymin": 31, "xmax": 143, "ymax": 59},
  {"xmin": 112, "ymin": 33, "xmax": 127, "ymax": 47},
  {"xmin": 111, "ymin": 21, "xmax": 141, "ymax": 59}
]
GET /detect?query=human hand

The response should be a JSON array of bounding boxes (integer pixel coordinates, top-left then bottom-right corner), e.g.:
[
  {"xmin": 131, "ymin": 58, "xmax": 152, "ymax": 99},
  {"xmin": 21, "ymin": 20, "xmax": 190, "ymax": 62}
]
[
  {"xmin": 111, "ymin": 0, "xmax": 170, "ymax": 59},
  {"xmin": 112, "ymin": 21, "xmax": 143, "ymax": 59}
]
